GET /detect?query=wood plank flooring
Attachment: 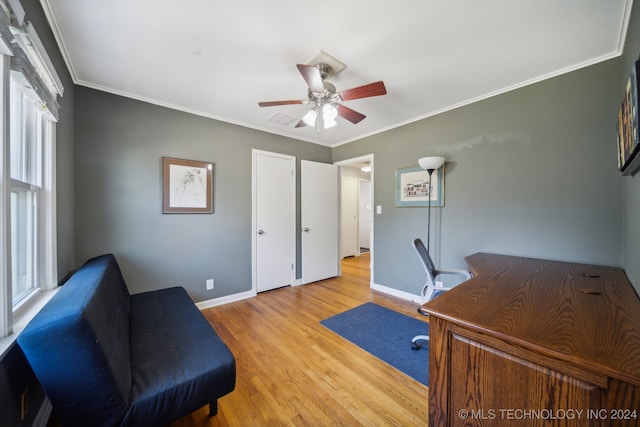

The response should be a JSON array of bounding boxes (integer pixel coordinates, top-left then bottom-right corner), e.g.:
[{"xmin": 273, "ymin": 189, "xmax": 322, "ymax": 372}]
[{"xmin": 170, "ymin": 254, "xmax": 429, "ymax": 426}]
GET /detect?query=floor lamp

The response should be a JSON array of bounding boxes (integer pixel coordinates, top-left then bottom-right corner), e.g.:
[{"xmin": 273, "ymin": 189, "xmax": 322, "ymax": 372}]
[{"xmin": 418, "ymin": 156, "xmax": 445, "ymax": 254}]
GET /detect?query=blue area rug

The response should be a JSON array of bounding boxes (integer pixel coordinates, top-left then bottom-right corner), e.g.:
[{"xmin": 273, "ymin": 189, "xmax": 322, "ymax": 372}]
[{"xmin": 320, "ymin": 302, "xmax": 429, "ymax": 385}]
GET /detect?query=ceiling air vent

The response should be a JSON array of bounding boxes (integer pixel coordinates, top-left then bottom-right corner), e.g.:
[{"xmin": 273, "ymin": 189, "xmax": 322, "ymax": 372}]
[{"xmin": 267, "ymin": 112, "xmax": 299, "ymax": 127}]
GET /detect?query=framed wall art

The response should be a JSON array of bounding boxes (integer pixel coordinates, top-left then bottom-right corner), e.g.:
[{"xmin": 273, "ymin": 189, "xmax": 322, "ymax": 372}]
[
  {"xmin": 617, "ymin": 58, "xmax": 640, "ymax": 176},
  {"xmin": 162, "ymin": 157, "xmax": 213, "ymax": 213},
  {"xmin": 395, "ymin": 165, "xmax": 444, "ymax": 207}
]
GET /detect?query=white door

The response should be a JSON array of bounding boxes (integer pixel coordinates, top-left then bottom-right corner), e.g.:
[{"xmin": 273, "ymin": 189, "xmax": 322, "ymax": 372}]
[
  {"xmin": 301, "ymin": 160, "xmax": 339, "ymax": 284},
  {"xmin": 253, "ymin": 150, "xmax": 296, "ymax": 293},
  {"xmin": 341, "ymin": 176, "xmax": 358, "ymax": 258},
  {"xmin": 359, "ymin": 180, "xmax": 371, "ymax": 250}
]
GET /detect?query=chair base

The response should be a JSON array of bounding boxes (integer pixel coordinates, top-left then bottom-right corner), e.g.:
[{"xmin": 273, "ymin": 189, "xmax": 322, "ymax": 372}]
[{"xmin": 411, "ymin": 335, "xmax": 429, "ymax": 350}]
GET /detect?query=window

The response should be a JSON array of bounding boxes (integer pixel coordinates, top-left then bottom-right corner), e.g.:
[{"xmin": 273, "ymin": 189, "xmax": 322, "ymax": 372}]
[
  {"xmin": 0, "ymin": 1, "xmax": 63, "ymax": 340},
  {"xmin": 9, "ymin": 76, "xmax": 51, "ymax": 307}
]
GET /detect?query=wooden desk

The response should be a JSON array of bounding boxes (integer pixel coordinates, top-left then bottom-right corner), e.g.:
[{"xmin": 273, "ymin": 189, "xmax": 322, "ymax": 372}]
[{"xmin": 423, "ymin": 253, "xmax": 640, "ymax": 426}]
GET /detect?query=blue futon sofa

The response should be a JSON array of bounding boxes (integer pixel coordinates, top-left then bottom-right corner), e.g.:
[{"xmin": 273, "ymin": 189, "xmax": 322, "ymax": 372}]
[{"xmin": 17, "ymin": 254, "xmax": 236, "ymax": 427}]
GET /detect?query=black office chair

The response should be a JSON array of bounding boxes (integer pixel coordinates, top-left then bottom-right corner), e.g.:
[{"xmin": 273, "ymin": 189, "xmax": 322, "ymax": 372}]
[{"xmin": 411, "ymin": 238, "xmax": 470, "ymax": 350}]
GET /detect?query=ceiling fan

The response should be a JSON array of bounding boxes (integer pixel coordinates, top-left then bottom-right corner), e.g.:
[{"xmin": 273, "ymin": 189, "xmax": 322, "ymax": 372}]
[{"xmin": 258, "ymin": 63, "xmax": 387, "ymax": 132}]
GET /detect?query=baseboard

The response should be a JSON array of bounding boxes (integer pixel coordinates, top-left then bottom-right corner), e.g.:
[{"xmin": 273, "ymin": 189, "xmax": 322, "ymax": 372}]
[
  {"xmin": 196, "ymin": 289, "xmax": 256, "ymax": 310},
  {"xmin": 370, "ymin": 282, "xmax": 422, "ymax": 304},
  {"xmin": 196, "ymin": 283, "xmax": 421, "ymax": 310}
]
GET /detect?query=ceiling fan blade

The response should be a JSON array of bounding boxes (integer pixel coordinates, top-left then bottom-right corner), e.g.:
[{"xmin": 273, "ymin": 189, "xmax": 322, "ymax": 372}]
[
  {"xmin": 296, "ymin": 64, "xmax": 325, "ymax": 93},
  {"xmin": 336, "ymin": 104, "xmax": 366, "ymax": 124},
  {"xmin": 338, "ymin": 81, "xmax": 387, "ymax": 101},
  {"xmin": 258, "ymin": 100, "xmax": 307, "ymax": 107}
]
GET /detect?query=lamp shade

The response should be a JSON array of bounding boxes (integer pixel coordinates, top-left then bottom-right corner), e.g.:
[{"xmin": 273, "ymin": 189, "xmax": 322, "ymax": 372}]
[
  {"xmin": 302, "ymin": 109, "xmax": 317, "ymax": 127},
  {"xmin": 418, "ymin": 156, "xmax": 445, "ymax": 171},
  {"xmin": 303, "ymin": 104, "xmax": 338, "ymax": 129},
  {"xmin": 323, "ymin": 104, "xmax": 338, "ymax": 128}
]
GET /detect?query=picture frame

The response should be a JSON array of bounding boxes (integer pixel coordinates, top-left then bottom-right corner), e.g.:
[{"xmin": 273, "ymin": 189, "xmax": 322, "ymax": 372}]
[
  {"xmin": 395, "ymin": 165, "xmax": 444, "ymax": 207},
  {"xmin": 162, "ymin": 157, "xmax": 213, "ymax": 213},
  {"xmin": 617, "ymin": 58, "xmax": 640, "ymax": 176}
]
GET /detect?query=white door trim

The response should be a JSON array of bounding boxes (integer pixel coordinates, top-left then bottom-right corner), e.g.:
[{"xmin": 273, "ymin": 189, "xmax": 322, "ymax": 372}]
[{"xmin": 335, "ymin": 154, "xmax": 374, "ymax": 286}]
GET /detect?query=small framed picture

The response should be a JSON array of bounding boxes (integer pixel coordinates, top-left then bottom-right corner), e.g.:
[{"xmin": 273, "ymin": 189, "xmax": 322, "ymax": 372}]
[
  {"xmin": 617, "ymin": 59, "xmax": 640, "ymax": 176},
  {"xmin": 162, "ymin": 157, "xmax": 213, "ymax": 213},
  {"xmin": 395, "ymin": 165, "xmax": 444, "ymax": 207}
]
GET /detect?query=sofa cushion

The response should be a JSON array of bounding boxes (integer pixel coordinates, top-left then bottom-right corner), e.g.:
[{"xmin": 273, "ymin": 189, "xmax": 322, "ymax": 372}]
[
  {"xmin": 17, "ymin": 254, "xmax": 132, "ymax": 427},
  {"xmin": 123, "ymin": 287, "xmax": 236, "ymax": 426}
]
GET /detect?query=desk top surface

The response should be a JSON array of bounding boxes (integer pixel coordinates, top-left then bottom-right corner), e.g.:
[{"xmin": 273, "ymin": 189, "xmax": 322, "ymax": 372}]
[{"xmin": 423, "ymin": 252, "xmax": 640, "ymax": 386}]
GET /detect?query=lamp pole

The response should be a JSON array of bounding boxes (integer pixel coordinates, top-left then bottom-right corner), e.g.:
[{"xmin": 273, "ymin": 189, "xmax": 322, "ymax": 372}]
[
  {"xmin": 426, "ymin": 168, "xmax": 434, "ymax": 254},
  {"xmin": 418, "ymin": 156, "xmax": 445, "ymax": 254}
]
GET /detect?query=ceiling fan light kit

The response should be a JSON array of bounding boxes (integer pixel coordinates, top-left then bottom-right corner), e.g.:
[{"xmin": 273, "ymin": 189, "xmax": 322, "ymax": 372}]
[
  {"xmin": 302, "ymin": 103, "xmax": 338, "ymax": 129},
  {"xmin": 258, "ymin": 53, "xmax": 387, "ymax": 133}
]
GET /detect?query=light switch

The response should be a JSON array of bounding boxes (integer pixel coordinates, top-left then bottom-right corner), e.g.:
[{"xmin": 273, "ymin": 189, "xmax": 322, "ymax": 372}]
[{"xmin": 376, "ymin": 205, "xmax": 382, "ymax": 214}]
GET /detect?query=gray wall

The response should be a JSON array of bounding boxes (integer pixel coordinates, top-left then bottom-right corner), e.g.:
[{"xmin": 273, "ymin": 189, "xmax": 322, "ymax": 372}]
[
  {"xmin": 75, "ymin": 58, "xmax": 632, "ymax": 301},
  {"xmin": 334, "ymin": 59, "xmax": 625, "ymax": 295},
  {"xmin": 72, "ymin": 8, "xmax": 640, "ymax": 300},
  {"xmin": 75, "ymin": 88, "xmax": 331, "ymax": 300},
  {"xmin": 621, "ymin": 1, "xmax": 640, "ymax": 293}
]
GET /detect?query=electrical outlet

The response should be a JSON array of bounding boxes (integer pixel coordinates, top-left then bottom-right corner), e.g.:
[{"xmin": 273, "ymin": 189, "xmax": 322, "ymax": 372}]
[
  {"xmin": 435, "ymin": 280, "xmax": 444, "ymax": 288},
  {"xmin": 206, "ymin": 278, "xmax": 214, "ymax": 290}
]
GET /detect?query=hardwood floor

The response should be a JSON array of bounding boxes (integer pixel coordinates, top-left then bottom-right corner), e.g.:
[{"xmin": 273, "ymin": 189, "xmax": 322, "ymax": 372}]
[{"xmin": 170, "ymin": 253, "xmax": 429, "ymax": 426}]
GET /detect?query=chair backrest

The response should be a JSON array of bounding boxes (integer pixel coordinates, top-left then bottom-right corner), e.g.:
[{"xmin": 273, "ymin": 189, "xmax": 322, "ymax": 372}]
[{"xmin": 412, "ymin": 238, "xmax": 436, "ymax": 286}]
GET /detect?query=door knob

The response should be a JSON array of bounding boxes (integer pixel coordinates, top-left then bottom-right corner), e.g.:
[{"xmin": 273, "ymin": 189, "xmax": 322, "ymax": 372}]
[
  {"xmin": 258, "ymin": 229, "xmax": 264, "ymax": 235},
  {"xmin": 303, "ymin": 227, "xmax": 310, "ymax": 232}
]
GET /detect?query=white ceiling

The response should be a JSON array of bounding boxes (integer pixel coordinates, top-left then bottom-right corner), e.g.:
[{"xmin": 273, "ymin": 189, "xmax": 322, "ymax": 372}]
[{"xmin": 40, "ymin": 0, "xmax": 633, "ymax": 147}]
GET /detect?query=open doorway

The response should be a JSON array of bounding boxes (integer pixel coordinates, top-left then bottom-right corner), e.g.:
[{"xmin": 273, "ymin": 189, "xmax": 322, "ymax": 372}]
[{"xmin": 335, "ymin": 154, "xmax": 374, "ymax": 286}]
